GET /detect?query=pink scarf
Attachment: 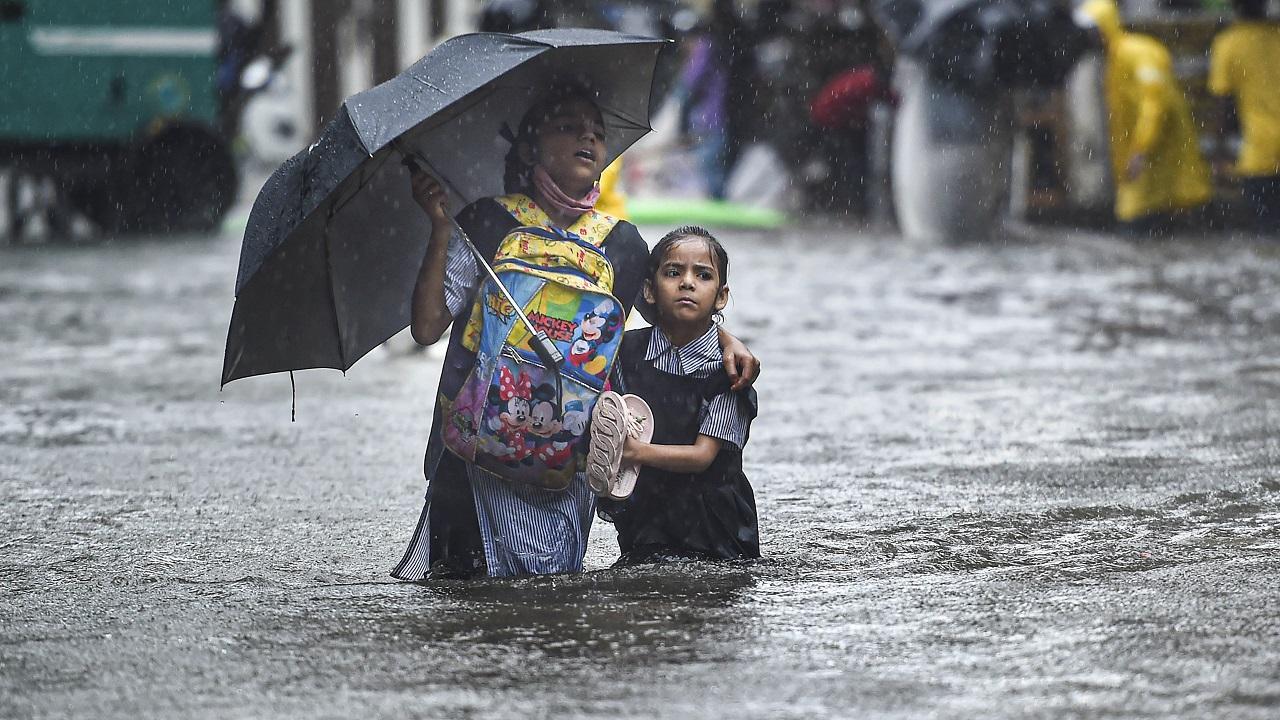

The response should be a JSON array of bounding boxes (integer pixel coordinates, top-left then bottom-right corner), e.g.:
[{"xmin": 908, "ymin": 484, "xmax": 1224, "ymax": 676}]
[{"xmin": 533, "ymin": 165, "xmax": 600, "ymax": 218}]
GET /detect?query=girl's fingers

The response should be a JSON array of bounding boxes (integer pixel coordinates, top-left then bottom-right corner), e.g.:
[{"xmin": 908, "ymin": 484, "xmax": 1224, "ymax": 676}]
[
  {"xmin": 412, "ymin": 178, "xmax": 447, "ymax": 209},
  {"xmin": 726, "ymin": 351, "xmax": 759, "ymax": 391},
  {"xmin": 739, "ymin": 357, "xmax": 761, "ymax": 390},
  {"xmin": 410, "ymin": 171, "xmax": 442, "ymax": 193}
]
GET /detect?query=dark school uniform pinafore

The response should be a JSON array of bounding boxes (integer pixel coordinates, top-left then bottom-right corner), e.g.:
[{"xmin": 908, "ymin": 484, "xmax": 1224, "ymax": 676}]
[{"xmin": 600, "ymin": 327, "xmax": 760, "ymax": 563}]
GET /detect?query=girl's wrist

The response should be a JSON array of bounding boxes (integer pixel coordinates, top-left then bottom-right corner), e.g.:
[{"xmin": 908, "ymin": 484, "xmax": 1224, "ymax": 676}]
[{"xmin": 623, "ymin": 437, "xmax": 647, "ymax": 465}]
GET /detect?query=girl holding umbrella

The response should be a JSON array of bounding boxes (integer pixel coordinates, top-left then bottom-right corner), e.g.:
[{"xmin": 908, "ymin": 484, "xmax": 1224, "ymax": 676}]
[{"xmin": 393, "ymin": 83, "xmax": 760, "ymax": 580}]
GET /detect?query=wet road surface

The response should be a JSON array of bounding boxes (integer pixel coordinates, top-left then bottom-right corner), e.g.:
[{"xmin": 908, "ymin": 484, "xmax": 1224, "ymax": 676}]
[{"xmin": 2, "ymin": 217, "xmax": 1279, "ymax": 718}]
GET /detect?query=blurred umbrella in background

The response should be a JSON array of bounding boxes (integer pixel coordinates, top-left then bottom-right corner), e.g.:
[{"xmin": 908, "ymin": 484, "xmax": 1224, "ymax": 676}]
[
  {"xmin": 874, "ymin": 0, "xmax": 1091, "ymax": 95},
  {"xmin": 222, "ymin": 29, "xmax": 666, "ymax": 386}
]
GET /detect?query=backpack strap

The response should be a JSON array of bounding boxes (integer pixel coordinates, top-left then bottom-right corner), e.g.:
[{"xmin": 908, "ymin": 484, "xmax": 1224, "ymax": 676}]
[
  {"xmin": 495, "ymin": 194, "xmax": 620, "ymax": 248},
  {"xmin": 610, "ymin": 327, "xmax": 654, "ymax": 394},
  {"xmin": 456, "ymin": 197, "xmax": 519, "ymax": 264}
]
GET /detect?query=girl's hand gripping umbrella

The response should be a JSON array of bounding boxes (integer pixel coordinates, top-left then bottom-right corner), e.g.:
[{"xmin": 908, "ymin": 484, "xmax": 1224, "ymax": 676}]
[{"xmin": 402, "ymin": 154, "xmax": 565, "ymax": 375}]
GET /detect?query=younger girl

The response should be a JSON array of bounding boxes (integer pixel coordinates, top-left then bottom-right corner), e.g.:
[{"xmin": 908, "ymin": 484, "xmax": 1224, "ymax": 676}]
[{"xmin": 593, "ymin": 226, "xmax": 760, "ymax": 563}]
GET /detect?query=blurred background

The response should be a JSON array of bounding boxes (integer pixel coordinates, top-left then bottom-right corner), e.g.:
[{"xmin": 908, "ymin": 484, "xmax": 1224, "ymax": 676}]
[{"xmin": 2, "ymin": 0, "xmax": 1275, "ymax": 243}]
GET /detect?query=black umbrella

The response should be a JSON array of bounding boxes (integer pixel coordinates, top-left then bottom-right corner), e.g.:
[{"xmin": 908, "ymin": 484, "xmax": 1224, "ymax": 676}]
[{"xmin": 222, "ymin": 29, "xmax": 667, "ymax": 385}]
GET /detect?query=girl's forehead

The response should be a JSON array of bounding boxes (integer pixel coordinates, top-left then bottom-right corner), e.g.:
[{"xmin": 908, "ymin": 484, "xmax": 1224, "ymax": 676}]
[{"xmin": 662, "ymin": 237, "xmax": 717, "ymax": 266}]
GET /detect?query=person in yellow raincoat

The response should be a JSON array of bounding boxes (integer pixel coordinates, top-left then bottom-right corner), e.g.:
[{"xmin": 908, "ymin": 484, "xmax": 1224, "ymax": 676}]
[
  {"xmin": 595, "ymin": 157, "xmax": 629, "ymax": 220},
  {"xmin": 595, "ymin": 156, "xmax": 648, "ymax": 328},
  {"xmin": 1076, "ymin": 0, "xmax": 1212, "ymax": 234},
  {"xmin": 1209, "ymin": 0, "xmax": 1280, "ymax": 233}
]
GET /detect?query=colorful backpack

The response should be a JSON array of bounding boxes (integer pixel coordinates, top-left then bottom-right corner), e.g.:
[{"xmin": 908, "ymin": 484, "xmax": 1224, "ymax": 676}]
[{"xmin": 439, "ymin": 195, "xmax": 626, "ymax": 490}]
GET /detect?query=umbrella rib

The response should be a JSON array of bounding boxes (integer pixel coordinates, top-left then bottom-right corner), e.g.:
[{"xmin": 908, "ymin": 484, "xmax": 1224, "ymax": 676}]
[
  {"xmin": 603, "ymin": 109, "xmax": 651, "ymax": 133},
  {"xmin": 407, "ymin": 75, "xmax": 448, "ymax": 94}
]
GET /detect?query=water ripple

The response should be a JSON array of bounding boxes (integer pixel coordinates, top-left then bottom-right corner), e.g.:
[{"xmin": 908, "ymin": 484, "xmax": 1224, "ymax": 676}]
[{"xmin": 805, "ymin": 480, "xmax": 1280, "ymax": 580}]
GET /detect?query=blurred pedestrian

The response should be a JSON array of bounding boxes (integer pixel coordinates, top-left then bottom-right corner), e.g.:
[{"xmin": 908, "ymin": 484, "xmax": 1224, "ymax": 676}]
[
  {"xmin": 800, "ymin": 4, "xmax": 893, "ymax": 216},
  {"xmin": 673, "ymin": 18, "xmax": 732, "ymax": 198},
  {"xmin": 1075, "ymin": 0, "xmax": 1212, "ymax": 237},
  {"xmin": 808, "ymin": 63, "xmax": 890, "ymax": 216},
  {"xmin": 1209, "ymin": 0, "xmax": 1280, "ymax": 234},
  {"xmin": 719, "ymin": 0, "xmax": 758, "ymax": 173},
  {"xmin": 752, "ymin": 0, "xmax": 804, "ymax": 156},
  {"xmin": 667, "ymin": 0, "xmax": 763, "ymax": 200}
]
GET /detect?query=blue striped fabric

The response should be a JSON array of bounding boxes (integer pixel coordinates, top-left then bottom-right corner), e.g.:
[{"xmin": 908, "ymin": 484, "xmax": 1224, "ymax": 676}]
[
  {"xmin": 642, "ymin": 325, "xmax": 752, "ymax": 449},
  {"xmin": 467, "ymin": 466, "xmax": 596, "ymax": 576},
  {"xmin": 442, "ymin": 228, "xmax": 480, "ymax": 317}
]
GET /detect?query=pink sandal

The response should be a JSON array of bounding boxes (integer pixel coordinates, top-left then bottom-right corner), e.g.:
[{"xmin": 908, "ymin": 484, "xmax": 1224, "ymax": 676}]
[
  {"xmin": 586, "ymin": 391, "xmax": 653, "ymax": 499},
  {"xmin": 611, "ymin": 394, "xmax": 653, "ymax": 499}
]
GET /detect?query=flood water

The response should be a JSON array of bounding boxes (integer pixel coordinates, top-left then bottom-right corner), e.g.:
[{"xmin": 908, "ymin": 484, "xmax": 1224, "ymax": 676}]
[{"xmin": 2, "ymin": 220, "xmax": 1279, "ymax": 718}]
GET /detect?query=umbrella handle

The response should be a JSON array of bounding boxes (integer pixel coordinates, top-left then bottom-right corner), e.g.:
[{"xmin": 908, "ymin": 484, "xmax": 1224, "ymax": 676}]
[
  {"xmin": 450, "ymin": 217, "xmax": 564, "ymax": 370},
  {"xmin": 461, "ymin": 227, "xmax": 566, "ymax": 418},
  {"xmin": 401, "ymin": 147, "xmax": 565, "ymax": 403}
]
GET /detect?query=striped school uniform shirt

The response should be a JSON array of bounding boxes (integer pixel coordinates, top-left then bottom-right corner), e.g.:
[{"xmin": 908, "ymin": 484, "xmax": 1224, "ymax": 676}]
[{"xmin": 636, "ymin": 324, "xmax": 752, "ymax": 450}]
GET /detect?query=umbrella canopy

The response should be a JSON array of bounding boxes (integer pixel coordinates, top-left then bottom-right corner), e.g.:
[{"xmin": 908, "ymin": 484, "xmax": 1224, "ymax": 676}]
[{"xmin": 223, "ymin": 28, "xmax": 667, "ymax": 385}]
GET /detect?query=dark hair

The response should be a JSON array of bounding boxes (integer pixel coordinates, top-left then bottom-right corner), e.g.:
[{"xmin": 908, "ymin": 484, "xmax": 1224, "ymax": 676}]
[
  {"xmin": 650, "ymin": 226, "xmax": 729, "ymax": 286},
  {"xmin": 1232, "ymin": 0, "xmax": 1267, "ymax": 18},
  {"xmin": 647, "ymin": 225, "xmax": 730, "ymax": 322},
  {"xmin": 502, "ymin": 81, "xmax": 604, "ymax": 194}
]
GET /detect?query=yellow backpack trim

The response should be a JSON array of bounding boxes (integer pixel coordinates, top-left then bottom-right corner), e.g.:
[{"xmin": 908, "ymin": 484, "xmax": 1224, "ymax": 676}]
[
  {"xmin": 460, "ymin": 197, "xmax": 622, "ymax": 353},
  {"xmin": 494, "ymin": 194, "xmax": 620, "ymax": 248}
]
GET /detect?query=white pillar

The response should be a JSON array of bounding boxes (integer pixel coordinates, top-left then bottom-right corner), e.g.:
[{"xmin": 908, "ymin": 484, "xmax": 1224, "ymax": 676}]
[
  {"xmin": 337, "ymin": 0, "xmax": 374, "ymax": 97},
  {"xmin": 1063, "ymin": 53, "xmax": 1112, "ymax": 211},
  {"xmin": 397, "ymin": 0, "xmax": 429, "ymax": 68},
  {"xmin": 280, "ymin": 0, "xmax": 313, "ymax": 141},
  {"xmin": 446, "ymin": 0, "xmax": 474, "ymax": 38},
  {"xmin": 891, "ymin": 59, "xmax": 1013, "ymax": 242}
]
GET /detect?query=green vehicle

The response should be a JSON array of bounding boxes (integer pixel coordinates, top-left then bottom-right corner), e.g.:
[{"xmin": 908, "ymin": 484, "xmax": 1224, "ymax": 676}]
[{"xmin": 0, "ymin": 0, "xmax": 237, "ymax": 232}]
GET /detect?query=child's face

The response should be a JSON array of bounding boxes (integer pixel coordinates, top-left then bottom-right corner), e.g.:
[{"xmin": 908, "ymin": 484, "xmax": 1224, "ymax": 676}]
[
  {"xmin": 528, "ymin": 97, "xmax": 607, "ymax": 195},
  {"xmin": 644, "ymin": 238, "xmax": 729, "ymax": 330}
]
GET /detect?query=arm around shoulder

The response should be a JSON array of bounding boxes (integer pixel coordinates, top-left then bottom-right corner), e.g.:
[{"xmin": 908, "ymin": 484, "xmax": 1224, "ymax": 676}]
[
  {"xmin": 606, "ymin": 221, "xmax": 651, "ymax": 321},
  {"xmin": 717, "ymin": 324, "xmax": 761, "ymax": 392}
]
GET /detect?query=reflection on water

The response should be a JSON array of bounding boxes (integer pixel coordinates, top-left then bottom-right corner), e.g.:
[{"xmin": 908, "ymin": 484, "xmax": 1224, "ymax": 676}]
[
  {"xmin": 356, "ymin": 566, "xmax": 752, "ymax": 659},
  {"xmin": 430, "ymin": 566, "xmax": 747, "ymax": 655}
]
